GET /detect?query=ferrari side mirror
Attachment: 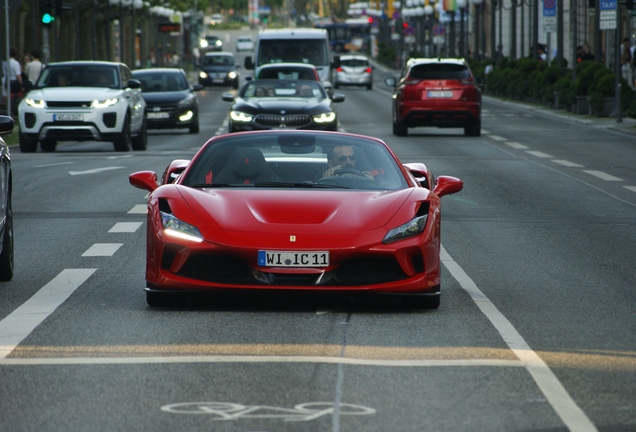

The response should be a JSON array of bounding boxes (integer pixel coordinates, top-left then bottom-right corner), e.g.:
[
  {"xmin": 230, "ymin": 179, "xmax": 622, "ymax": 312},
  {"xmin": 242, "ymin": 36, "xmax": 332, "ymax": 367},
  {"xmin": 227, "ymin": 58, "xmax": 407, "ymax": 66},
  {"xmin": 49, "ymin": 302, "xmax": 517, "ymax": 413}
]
[
  {"xmin": 433, "ymin": 176, "xmax": 463, "ymax": 198},
  {"xmin": 130, "ymin": 171, "xmax": 158, "ymax": 192}
]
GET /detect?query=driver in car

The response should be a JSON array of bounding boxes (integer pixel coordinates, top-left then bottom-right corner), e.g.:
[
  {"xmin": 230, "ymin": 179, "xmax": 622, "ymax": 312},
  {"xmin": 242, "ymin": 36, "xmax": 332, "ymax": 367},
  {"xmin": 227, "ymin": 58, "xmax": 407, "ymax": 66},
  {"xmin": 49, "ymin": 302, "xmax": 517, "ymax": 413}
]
[{"xmin": 322, "ymin": 145, "xmax": 373, "ymax": 179}]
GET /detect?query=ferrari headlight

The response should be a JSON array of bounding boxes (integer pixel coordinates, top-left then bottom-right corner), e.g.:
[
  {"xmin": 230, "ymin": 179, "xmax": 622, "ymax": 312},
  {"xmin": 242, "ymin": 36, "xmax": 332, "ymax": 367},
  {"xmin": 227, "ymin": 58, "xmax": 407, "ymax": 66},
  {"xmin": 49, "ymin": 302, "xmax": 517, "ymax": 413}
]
[
  {"xmin": 228, "ymin": 71, "xmax": 237, "ymax": 79},
  {"xmin": 25, "ymin": 98, "xmax": 46, "ymax": 108},
  {"xmin": 383, "ymin": 215, "xmax": 428, "ymax": 244},
  {"xmin": 199, "ymin": 71, "xmax": 208, "ymax": 79},
  {"xmin": 313, "ymin": 112, "xmax": 336, "ymax": 123},
  {"xmin": 91, "ymin": 98, "xmax": 118, "ymax": 108},
  {"xmin": 161, "ymin": 211, "xmax": 203, "ymax": 243},
  {"xmin": 230, "ymin": 111, "xmax": 253, "ymax": 122},
  {"xmin": 178, "ymin": 95, "xmax": 196, "ymax": 107}
]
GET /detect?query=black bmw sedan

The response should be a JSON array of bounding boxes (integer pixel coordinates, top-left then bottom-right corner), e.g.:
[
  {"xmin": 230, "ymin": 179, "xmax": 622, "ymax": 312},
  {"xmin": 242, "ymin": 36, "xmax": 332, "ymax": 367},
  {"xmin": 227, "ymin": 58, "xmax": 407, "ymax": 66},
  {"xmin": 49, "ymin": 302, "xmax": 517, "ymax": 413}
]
[
  {"xmin": 132, "ymin": 68, "xmax": 202, "ymax": 134},
  {"xmin": 222, "ymin": 79, "xmax": 344, "ymax": 133}
]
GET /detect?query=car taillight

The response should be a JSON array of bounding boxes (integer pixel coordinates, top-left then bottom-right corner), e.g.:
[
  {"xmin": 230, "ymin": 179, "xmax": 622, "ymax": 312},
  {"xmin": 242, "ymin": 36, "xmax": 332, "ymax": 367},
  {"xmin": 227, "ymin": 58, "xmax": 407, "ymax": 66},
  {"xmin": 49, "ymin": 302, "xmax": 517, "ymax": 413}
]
[
  {"xmin": 405, "ymin": 79, "xmax": 421, "ymax": 85},
  {"xmin": 337, "ymin": 67, "xmax": 343, "ymax": 72},
  {"xmin": 364, "ymin": 67, "xmax": 372, "ymax": 73},
  {"xmin": 461, "ymin": 78, "xmax": 475, "ymax": 85}
]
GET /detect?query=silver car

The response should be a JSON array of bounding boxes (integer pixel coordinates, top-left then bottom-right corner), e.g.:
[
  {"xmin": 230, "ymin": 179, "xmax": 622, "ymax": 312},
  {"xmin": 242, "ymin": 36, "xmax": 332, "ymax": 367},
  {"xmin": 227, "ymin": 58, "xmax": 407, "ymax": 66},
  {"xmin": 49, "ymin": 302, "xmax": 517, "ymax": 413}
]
[{"xmin": 334, "ymin": 55, "xmax": 373, "ymax": 90}]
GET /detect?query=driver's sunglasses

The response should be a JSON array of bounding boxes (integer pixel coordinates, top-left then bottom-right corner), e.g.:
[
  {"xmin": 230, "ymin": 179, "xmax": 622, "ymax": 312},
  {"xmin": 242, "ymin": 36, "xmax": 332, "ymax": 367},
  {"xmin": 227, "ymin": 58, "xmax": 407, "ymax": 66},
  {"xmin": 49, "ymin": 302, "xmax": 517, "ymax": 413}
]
[{"xmin": 338, "ymin": 154, "xmax": 356, "ymax": 163}]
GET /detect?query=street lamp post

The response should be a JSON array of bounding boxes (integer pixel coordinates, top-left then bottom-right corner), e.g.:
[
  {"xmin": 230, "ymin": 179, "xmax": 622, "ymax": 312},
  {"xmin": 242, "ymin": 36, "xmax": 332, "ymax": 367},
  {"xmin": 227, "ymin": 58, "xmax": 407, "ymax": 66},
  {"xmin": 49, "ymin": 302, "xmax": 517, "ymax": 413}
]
[{"xmin": 469, "ymin": 0, "xmax": 483, "ymax": 59}]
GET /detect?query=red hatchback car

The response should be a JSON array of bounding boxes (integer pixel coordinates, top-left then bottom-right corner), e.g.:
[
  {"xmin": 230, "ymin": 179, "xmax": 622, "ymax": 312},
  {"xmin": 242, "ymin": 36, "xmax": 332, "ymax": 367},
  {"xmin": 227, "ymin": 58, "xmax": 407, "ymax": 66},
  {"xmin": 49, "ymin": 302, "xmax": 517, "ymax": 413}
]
[{"xmin": 386, "ymin": 58, "xmax": 481, "ymax": 137}]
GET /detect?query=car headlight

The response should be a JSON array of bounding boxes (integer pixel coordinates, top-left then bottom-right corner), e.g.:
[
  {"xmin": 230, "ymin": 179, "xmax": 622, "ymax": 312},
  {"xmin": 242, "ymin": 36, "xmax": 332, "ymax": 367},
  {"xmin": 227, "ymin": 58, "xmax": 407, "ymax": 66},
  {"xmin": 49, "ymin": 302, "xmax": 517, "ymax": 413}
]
[
  {"xmin": 161, "ymin": 211, "xmax": 203, "ymax": 243},
  {"xmin": 199, "ymin": 71, "xmax": 208, "ymax": 79},
  {"xmin": 178, "ymin": 95, "xmax": 196, "ymax": 107},
  {"xmin": 200, "ymin": 40, "xmax": 208, "ymax": 48},
  {"xmin": 383, "ymin": 215, "xmax": 428, "ymax": 244},
  {"xmin": 91, "ymin": 98, "xmax": 119, "ymax": 108},
  {"xmin": 230, "ymin": 111, "xmax": 253, "ymax": 122},
  {"xmin": 228, "ymin": 71, "xmax": 237, "ymax": 79},
  {"xmin": 25, "ymin": 98, "xmax": 46, "ymax": 108},
  {"xmin": 215, "ymin": 40, "xmax": 222, "ymax": 46},
  {"xmin": 313, "ymin": 112, "xmax": 336, "ymax": 123}
]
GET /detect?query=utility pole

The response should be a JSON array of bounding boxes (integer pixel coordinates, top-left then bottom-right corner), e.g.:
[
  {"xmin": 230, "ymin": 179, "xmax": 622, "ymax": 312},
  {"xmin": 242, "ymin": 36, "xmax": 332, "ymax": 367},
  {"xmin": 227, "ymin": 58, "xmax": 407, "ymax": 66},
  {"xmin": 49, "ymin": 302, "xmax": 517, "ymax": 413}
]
[{"xmin": 557, "ymin": 0, "xmax": 563, "ymax": 68}]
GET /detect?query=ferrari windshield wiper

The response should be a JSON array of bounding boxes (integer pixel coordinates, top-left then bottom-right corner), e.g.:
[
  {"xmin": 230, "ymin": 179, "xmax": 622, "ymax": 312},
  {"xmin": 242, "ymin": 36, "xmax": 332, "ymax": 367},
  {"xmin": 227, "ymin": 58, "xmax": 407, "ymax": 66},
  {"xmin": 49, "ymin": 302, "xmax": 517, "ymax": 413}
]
[{"xmin": 254, "ymin": 181, "xmax": 350, "ymax": 189}]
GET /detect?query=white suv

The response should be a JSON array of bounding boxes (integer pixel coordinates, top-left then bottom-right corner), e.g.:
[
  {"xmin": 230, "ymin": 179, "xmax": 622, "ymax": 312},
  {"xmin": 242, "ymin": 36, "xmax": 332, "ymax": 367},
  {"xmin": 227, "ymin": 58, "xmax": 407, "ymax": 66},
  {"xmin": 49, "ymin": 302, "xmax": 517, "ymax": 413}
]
[{"xmin": 18, "ymin": 61, "xmax": 147, "ymax": 152}]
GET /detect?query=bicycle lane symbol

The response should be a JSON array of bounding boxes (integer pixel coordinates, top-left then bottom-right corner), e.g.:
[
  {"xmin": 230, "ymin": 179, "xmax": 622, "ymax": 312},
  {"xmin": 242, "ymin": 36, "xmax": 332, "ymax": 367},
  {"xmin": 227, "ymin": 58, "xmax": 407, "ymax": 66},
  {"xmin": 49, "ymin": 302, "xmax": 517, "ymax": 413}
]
[{"xmin": 160, "ymin": 402, "xmax": 376, "ymax": 422}]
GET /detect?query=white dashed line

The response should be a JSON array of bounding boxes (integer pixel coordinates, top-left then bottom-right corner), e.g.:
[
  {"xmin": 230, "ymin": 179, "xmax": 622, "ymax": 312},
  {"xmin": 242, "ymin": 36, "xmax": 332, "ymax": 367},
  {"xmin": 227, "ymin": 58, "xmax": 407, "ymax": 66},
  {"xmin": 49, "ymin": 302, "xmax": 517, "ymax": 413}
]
[
  {"xmin": 552, "ymin": 160, "xmax": 584, "ymax": 168},
  {"xmin": 504, "ymin": 142, "xmax": 529, "ymax": 149},
  {"xmin": 0, "ymin": 269, "xmax": 97, "ymax": 358},
  {"xmin": 488, "ymin": 135, "xmax": 507, "ymax": 141},
  {"xmin": 582, "ymin": 170, "xmax": 623, "ymax": 181},
  {"xmin": 623, "ymin": 186, "xmax": 636, "ymax": 193},
  {"xmin": 82, "ymin": 243, "xmax": 123, "ymax": 257},
  {"xmin": 69, "ymin": 167, "xmax": 124, "ymax": 175},
  {"xmin": 481, "ymin": 129, "xmax": 490, "ymax": 134},
  {"xmin": 526, "ymin": 151, "xmax": 553, "ymax": 158},
  {"xmin": 440, "ymin": 246, "xmax": 597, "ymax": 432},
  {"xmin": 108, "ymin": 222, "xmax": 143, "ymax": 233},
  {"xmin": 127, "ymin": 204, "xmax": 147, "ymax": 214},
  {"xmin": 36, "ymin": 161, "xmax": 74, "ymax": 168}
]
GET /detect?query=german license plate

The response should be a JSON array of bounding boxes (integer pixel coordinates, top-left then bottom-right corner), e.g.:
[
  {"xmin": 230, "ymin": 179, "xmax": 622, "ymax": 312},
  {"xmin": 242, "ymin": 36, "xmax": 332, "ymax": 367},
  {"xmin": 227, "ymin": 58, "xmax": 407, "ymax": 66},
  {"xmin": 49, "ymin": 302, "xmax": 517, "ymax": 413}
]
[
  {"xmin": 53, "ymin": 113, "xmax": 83, "ymax": 121},
  {"xmin": 427, "ymin": 91, "xmax": 453, "ymax": 98},
  {"xmin": 147, "ymin": 112, "xmax": 169, "ymax": 119},
  {"xmin": 213, "ymin": 78, "xmax": 224, "ymax": 83},
  {"xmin": 258, "ymin": 250, "xmax": 330, "ymax": 267}
]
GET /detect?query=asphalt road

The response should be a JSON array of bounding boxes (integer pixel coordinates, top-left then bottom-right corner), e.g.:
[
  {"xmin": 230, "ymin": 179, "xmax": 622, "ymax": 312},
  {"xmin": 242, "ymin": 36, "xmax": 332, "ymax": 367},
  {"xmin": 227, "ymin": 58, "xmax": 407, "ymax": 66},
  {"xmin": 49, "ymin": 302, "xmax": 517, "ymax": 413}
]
[{"xmin": 0, "ymin": 30, "xmax": 634, "ymax": 432}]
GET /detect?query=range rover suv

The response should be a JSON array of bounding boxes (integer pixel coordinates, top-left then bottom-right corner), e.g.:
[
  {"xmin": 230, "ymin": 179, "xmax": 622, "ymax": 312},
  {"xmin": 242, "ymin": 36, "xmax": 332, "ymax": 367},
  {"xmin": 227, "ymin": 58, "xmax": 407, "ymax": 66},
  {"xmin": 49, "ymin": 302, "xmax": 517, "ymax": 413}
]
[{"xmin": 18, "ymin": 61, "xmax": 147, "ymax": 152}]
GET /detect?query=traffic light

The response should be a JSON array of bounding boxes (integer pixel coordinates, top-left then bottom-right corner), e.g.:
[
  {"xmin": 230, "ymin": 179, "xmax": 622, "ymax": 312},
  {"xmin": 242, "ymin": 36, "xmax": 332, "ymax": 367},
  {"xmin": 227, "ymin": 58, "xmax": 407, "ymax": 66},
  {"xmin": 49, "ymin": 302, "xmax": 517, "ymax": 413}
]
[{"xmin": 41, "ymin": 0, "xmax": 55, "ymax": 26}]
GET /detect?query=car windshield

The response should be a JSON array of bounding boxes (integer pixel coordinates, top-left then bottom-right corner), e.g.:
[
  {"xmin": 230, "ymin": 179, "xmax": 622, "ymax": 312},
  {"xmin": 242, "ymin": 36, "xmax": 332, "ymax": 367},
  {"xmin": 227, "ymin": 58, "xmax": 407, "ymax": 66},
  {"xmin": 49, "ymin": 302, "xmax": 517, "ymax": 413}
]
[
  {"xmin": 341, "ymin": 58, "xmax": 369, "ymax": 67},
  {"xmin": 201, "ymin": 55, "xmax": 234, "ymax": 66},
  {"xmin": 133, "ymin": 72, "xmax": 189, "ymax": 92},
  {"xmin": 257, "ymin": 67, "xmax": 317, "ymax": 80},
  {"xmin": 36, "ymin": 65, "xmax": 120, "ymax": 88},
  {"xmin": 409, "ymin": 63, "xmax": 471, "ymax": 80},
  {"xmin": 257, "ymin": 39, "xmax": 329, "ymax": 67},
  {"xmin": 241, "ymin": 80, "xmax": 325, "ymax": 98},
  {"xmin": 182, "ymin": 132, "xmax": 408, "ymax": 190}
]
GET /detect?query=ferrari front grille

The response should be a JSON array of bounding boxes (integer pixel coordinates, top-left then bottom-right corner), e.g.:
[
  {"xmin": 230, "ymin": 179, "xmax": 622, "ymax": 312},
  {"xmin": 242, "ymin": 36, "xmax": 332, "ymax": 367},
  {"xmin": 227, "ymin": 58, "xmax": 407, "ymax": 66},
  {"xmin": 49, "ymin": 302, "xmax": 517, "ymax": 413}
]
[{"xmin": 254, "ymin": 114, "xmax": 312, "ymax": 128}]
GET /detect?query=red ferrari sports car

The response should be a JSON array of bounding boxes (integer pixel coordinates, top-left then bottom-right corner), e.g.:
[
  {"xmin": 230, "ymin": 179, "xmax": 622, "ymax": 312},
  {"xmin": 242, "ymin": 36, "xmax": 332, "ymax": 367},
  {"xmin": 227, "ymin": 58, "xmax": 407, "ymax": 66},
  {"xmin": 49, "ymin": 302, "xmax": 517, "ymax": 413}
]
[{"xmin": 129, "ymin": 130, "xmax": 463, "ymax": 308}]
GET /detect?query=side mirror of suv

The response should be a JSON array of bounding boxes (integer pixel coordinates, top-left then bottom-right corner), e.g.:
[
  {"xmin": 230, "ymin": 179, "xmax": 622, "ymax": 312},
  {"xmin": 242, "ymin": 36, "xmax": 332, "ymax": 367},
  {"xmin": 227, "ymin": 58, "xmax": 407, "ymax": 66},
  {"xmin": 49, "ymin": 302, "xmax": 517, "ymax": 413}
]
[
  {"xmin": 385, "ymin": 77, "xmax": 397, "ymax": 87},
  {"xmin": 128, "ymin": 79, "xmax": 142, "ymax": 89}
]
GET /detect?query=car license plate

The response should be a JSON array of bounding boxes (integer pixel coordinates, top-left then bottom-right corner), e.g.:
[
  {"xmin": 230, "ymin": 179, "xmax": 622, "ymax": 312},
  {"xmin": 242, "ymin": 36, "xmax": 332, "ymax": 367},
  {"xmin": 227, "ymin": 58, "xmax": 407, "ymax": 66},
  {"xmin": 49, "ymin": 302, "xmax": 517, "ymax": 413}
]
[
  {"xmin": 427, "ymin": 91, "xmax": 453, "ymax": 98},
  {"xmin": 258, "ymin": 250, "xmax": 329, "ymax": 267},
  {"xmin": 147, "ymin": 112, "xmax": 169, "ymax": 119},
  {"xmin": 213, "ymin": 78, "xmax": 224, "ymax": 83},
  {"xmin": 53, "ymin": 113, "xmax": 83, "ymax": 121}
]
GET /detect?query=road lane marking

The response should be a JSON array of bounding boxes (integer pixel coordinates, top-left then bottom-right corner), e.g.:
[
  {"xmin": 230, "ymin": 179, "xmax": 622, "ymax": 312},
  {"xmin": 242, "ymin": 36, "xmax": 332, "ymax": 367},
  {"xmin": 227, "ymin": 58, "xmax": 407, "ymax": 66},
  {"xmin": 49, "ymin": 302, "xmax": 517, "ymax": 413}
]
[
  {"xmin": 106, "ymin": 155, "xmax": 133, "ymax": 159},
  {"xmin": 481, "ymin": 129, "xmax": 490, "ymax": 134},
  {"xmin": 624, "ymin": 186, "xmax": 636, "ymax": 193},
  {"xmin": 127, "ymin": 204, "xmax": 147, "ymax": 214},
  {"xmin": 0, "ymin": 356, "xmax": 524, "ymax": 367},
  {"xmin": 36, "ymin": 161, "xmax": 74, "ymax": 168},
  {"xmin": 504, "ymin": 142, "xmax": 528, "ymax": 149},
  {"xmin": 552, "ymin": 160, "xmax": 584, "ymax": 168},
  {"xmin": 488, "ymin": 135, "xmax": 507, "ymax": 141},
  {"xmin": 82, "ymin": 243, "xmax": 123, "ymax": 257},
  {"xmin": 440, "ymin": 246, "xmax": 597, "ymax": 432},
  {"xmin": 108, "ymin": 222, "xmax": 143, "ymax": 233},
  {"xmin": 526, "ymin": 151, "xmax": 553, "ymax": 158},
  {"xmin": 582, "ymin": 170, "xmax": 623, "ymax": 181},
  {"xmin": 0, "ymin": 269, "xmax": 96, "ymax": 359},
  {"xmin": 69, "ymin": 167, "xmax": 124, "ymax": 175}
]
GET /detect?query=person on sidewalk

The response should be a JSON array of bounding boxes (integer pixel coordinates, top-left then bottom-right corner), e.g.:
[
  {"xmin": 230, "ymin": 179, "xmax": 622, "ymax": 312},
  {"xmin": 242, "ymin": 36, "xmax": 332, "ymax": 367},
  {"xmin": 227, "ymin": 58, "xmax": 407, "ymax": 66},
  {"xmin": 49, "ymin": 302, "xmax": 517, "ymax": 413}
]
[
  {"xmin": 25, "ymin": 50, "xmax": 45, "ymax": 86},
  {"xmin": 620, "ymin": 38, "xmax": 632, "ymax": 88}
]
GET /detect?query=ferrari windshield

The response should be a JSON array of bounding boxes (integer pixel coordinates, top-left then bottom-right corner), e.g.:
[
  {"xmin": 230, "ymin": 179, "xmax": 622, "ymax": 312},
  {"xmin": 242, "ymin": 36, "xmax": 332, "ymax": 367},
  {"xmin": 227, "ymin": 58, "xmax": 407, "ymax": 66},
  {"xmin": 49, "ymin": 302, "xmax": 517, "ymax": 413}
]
[
  {"xmin": 240, "ymin": 80, "xmax": 326, "ymax": 99},
  {"xmin": 182, "ymin": 132, "xmax": 408, "ymax": 190},
  {"xmin": 36, "ymin": 65, "xmax": 120, "ymax": 88}
]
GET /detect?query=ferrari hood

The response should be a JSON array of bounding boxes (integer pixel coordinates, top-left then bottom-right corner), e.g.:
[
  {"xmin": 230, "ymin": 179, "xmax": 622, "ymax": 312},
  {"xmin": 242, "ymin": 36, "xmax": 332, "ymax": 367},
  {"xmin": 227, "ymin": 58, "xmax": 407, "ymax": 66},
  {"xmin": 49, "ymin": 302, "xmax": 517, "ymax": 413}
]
[{"xmin": 175, "ymin": 187, "xmax": 416, "ymax": 232}]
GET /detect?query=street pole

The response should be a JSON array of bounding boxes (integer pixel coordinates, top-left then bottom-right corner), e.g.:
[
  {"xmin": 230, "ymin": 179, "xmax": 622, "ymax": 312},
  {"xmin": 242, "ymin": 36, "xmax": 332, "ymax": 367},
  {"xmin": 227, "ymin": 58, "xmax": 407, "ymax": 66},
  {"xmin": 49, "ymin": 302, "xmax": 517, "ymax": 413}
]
[
  {"xmin": 511, "ymin": 0, "xmax": 516, "ymax": 58},
  {"xmin": 614, "ymin": 2, "xmax": 622, "ymax": 122},
  {"xmin": 557, "ymin": 0, "xmax": 563, "ymax": 68},
  {"xmin": 4, "ymin": 0, "xmax": 10, "ymax": 116},
  {"xmin": 532, "ymin": 0, "xmax": 538, "ymax": 59},
  {"xmin": 491, "ymin": 0, "xmax": 496, "ymax": 58}
]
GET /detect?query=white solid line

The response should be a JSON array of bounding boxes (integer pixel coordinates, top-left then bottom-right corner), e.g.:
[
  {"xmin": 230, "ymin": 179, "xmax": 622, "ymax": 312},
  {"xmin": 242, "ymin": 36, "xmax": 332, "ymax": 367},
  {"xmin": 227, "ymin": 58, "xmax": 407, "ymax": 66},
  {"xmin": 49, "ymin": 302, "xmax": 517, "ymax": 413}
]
[
  {"xmin": 504, "ymin": 142, "xmax": 529, "ymax": 149},
  {"xmin": 69, "ymin": 167, "xmax": 124, "ymax": 176},
  {"xmin": 526, "ymin": 151, "xmax": 553, "ymax": 158},
  {"xmin": 488, "ymin": 135, "xmax": 507, "ymax": 141},
  {"xmin": 583, "ymin": 170, "xmax": 623, "ymax": 181},
  {"xmin": 0, "ymin": 269, "xmax": 96, "ymax": 359},
  {"xmin": 108, "ymin": 222, "xmax": 143, "ymax": 233},
  {"xmin": 440, "ymin": 246, "xmax": 597, "ymax": 432},
  {"xmin": 82, "ymin": 243, "xmax": 123, "ymax": 257},
  {"xmin": 552, "ymin": 160, "xmax": 584, "ymax": 168},
  {"xmin": 0, "ymin": 356, "xmax": 524, "ymax": 367},
  {"xmin": 127, "ymin": 204, "xmax": 147, "ymax": 214},
  {"xmin": 624, "ymin": 186, "xmax": 636, "ymax": 193}
]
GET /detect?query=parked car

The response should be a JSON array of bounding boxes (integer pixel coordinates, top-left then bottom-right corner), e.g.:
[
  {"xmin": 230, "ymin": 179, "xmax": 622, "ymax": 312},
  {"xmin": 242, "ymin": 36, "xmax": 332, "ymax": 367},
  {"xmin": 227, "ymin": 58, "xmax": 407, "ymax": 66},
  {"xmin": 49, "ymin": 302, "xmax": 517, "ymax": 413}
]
[
  {"xmin": 334, "ymin": 54, "xmax": 373, "ymax": 90},
  {"xmin": 198, "ymin": 52, "xmax": 239, "ymax": 89},
  {"xmin": 222, "ymin": 79, "xmax": 344, "ymax": 132},
  {"xmin": 0, "ymin": 116, "xmax": 13, "ymax": 281},
  {"xmin": 255, "ymin": 62, "xmax": 332, "ymax": 95},
  {"xmin": 210, "ymin": 13, "xmax": 223, "ymax": 25},
  {"xmin": 132, "ymin": 68, "xmax": 202, "ymax": 134},
  {"xmin": 385, "ymin": 58, "xmax": 481, "ymax": 137},
  {"xmin": 236, "ymin": 36, "xmax": 255, "ymax": 52},
  {"xmin": 201, "ymin": 35, "xmax": 223, "ymax": 53},
  {"xmin": 18, "ymin": 61, "xmax": 147, "ymax": 152},
  {"xmin": 129, "ymin": 129, "xmax": 463, "ymax": 308}
]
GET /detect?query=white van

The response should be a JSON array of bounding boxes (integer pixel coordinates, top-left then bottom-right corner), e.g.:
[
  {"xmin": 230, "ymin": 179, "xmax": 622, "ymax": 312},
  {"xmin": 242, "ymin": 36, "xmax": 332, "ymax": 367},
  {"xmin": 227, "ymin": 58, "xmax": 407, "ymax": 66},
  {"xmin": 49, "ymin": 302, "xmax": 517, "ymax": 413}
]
[{"xmin": 245, "ymin": 29, "xmax": 340, "ymax": 87}]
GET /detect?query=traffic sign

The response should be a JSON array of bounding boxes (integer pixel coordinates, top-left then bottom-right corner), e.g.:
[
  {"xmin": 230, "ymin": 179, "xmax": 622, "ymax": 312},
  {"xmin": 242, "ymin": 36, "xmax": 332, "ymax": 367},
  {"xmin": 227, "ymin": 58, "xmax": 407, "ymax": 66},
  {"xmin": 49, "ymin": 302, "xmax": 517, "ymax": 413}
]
[
  {"xmin": 543, "ymin": 0, "xmax": 556, "ymax": 17},
  {"xmin": 432, "ymin": 25, "xmax": 445, "ymax": 36}
]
